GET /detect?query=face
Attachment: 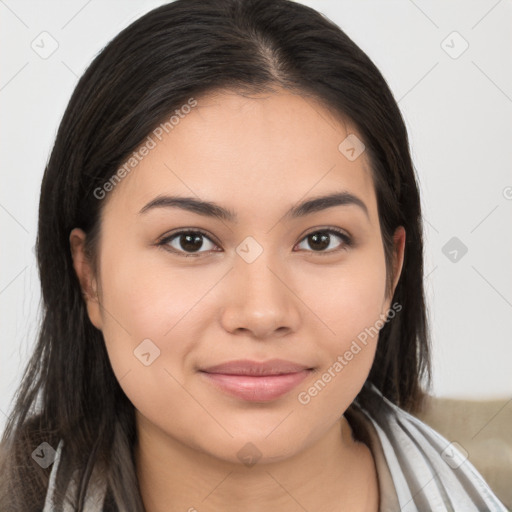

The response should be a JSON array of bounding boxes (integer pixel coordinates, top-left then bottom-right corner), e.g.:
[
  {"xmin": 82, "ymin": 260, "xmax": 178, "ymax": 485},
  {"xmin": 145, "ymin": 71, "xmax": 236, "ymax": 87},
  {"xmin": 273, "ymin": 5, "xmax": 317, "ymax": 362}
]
[{"xmin": 70, "ymin": 89, "xmax": 405, "ymax": 465}]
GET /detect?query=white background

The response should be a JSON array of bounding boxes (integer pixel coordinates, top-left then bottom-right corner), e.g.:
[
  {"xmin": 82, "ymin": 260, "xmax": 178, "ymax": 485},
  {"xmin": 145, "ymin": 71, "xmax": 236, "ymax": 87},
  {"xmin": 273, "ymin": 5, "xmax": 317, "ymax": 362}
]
[{"xmin": 1, "ymin": 0, "xmax": 511, "ymax": 434}]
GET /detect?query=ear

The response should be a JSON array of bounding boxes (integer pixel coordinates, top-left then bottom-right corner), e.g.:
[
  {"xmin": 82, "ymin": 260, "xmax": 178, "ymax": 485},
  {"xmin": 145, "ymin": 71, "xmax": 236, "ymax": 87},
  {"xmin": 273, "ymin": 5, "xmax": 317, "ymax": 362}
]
[
  {"xmin": 382, "ymin": 226, "xmax": 406, "ymax": 314},
  {"xmin": 391, "ymin": 226, "xmax": 406, "ymax": 294},
  {"xmin": 69, "ymin": 228, "xmax": 103, "ymax": 330}
]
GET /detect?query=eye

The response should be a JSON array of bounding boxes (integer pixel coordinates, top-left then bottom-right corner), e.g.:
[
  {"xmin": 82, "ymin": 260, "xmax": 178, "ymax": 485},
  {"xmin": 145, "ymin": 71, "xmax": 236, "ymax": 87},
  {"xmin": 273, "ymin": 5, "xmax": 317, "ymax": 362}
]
[
  {"xmin": 295, "ymin": 228, "xmax": 352, "ymax": 255},
  {"xmin": 157, "ymin": 230, "xmax": 220, "ymax": 257}
]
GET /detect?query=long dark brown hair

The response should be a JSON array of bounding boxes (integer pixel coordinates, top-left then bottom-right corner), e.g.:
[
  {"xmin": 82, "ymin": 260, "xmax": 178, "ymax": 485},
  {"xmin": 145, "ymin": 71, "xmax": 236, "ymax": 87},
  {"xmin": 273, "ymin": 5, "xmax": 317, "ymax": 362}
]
[{"xmin": 0, "ymin": 0, "xmax": 431, "ymax": 509}]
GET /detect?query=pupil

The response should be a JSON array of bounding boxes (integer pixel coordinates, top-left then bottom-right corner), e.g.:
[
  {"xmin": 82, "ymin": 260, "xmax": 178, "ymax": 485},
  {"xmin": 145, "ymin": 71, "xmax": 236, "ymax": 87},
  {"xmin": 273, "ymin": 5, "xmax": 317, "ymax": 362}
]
[
  {"xmin": 181, "ymin": 233, "xmax": 203, "ymax": 252},
  {"xmin": 309, "ymin": 232, "xmax": 329, "ymax": 251}
]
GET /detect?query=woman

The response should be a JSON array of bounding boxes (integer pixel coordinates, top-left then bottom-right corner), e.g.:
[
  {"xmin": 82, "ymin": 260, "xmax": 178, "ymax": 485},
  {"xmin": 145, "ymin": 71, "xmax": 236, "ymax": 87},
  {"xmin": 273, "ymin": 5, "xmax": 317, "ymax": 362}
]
[{"xmin": 0, "ymin": 0, "xmax": 507, "ymax": 510}]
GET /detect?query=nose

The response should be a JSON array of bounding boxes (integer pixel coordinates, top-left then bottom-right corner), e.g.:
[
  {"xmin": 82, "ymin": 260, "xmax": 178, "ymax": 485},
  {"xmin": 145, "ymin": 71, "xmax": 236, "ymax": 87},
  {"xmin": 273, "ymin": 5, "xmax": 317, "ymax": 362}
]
[{"xmin": 219, "ymin": 250, "xmax": 302, "ymax": 340}]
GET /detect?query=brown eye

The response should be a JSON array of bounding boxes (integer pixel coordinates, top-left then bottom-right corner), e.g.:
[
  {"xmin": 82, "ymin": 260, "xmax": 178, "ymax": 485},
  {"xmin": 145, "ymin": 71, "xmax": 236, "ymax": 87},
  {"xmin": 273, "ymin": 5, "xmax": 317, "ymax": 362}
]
[
  {"xmin": 296, "ymin": 229, "xmax": 352, "ymax": 254},
  {"xmin": 158, "ymin": 230, "xmax": 219, "ymax": 257}
]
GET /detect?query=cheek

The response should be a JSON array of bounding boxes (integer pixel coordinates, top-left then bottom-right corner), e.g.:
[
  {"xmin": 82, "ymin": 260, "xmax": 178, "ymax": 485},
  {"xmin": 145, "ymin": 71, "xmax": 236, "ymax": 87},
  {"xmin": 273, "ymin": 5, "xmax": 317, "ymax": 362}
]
[
  {"xmin": 305, "ymin": 245, "xmax": 387, "ymax": 343},
  {"xmin": 299, "ymin": 247, "xmax": 387, "ymax": 396},
  {"xmin": 95, "ymin": 250, "xmax": 210, "ymax": 431},
  {"xmin": 99, "ymin": 242, "xmax": 210, "ymax": 338},
  {"xmin": 95, "ymin": 245, "xmax": 197, "ymax": 383}
]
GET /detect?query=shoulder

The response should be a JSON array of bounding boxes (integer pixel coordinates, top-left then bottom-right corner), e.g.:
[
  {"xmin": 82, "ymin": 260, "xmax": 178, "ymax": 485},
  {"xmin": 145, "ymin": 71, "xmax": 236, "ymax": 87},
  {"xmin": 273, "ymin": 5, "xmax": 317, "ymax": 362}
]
[
  {"xmin": 347, "ymin": 383, "xmax": 508, "ymax": 512},
  {"xmin": 43, "ymin": 439, "xmax": 107, "ymax": 511},
  {"xmin": 0, "ymin": 414, "xmax": 57, "ymax": 511}
]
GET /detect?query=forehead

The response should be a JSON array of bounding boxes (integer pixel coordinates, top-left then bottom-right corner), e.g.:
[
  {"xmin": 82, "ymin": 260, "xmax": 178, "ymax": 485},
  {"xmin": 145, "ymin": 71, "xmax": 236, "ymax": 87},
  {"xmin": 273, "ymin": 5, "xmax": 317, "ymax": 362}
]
[{"xmin": 102, "ymin": 89, "xmax": 377, "ymax": 224}]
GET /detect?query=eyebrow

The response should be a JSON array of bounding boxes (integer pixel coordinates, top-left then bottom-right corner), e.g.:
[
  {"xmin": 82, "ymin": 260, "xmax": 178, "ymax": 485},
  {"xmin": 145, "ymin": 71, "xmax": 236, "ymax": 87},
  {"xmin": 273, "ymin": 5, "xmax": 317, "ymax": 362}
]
[{"xmin": 138, "ymin": 191, "xmax": 370, "ymax": 222}]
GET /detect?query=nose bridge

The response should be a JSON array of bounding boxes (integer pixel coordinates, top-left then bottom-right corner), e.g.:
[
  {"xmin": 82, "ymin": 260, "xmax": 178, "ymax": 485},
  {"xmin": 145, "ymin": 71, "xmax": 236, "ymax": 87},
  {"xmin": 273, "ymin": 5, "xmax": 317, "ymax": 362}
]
[{"xmin": 238, "ymin": 246, "xmax": 282, "ymax": 301}]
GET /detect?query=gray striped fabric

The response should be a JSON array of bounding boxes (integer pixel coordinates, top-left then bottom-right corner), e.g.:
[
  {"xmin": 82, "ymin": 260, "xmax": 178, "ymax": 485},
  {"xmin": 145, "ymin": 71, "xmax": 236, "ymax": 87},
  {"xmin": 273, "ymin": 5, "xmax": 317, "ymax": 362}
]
[
  {"xmin": 346, "ymin": 383, "xmax": 509, "ymax": 511},
  {"xmin": 43, "ymin": 383, "xmax": 509, "ymax": 511}
]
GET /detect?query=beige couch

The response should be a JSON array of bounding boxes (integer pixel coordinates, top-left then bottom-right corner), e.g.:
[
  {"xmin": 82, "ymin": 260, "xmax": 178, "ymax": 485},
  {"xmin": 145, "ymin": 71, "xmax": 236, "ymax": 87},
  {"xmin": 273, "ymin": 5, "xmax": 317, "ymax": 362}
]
[{"xmin": 416, "ymin": 395, "xmax": 512, "ymax": 510}]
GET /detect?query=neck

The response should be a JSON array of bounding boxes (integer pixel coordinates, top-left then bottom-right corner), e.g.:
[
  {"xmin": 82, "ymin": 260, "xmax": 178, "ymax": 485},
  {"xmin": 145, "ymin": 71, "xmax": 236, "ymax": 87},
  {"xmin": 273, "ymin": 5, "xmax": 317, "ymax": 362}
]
[{"xmin": 134, "ymin": 412, "xmax": 378, "ymax": 512}]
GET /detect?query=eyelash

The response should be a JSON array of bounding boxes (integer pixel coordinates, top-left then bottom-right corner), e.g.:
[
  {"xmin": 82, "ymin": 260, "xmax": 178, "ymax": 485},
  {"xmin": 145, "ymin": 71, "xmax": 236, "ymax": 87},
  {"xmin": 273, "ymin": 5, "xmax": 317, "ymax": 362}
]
[{"xmin": 156, "ymin": 227, "xmax": 353, "ymax": 258}]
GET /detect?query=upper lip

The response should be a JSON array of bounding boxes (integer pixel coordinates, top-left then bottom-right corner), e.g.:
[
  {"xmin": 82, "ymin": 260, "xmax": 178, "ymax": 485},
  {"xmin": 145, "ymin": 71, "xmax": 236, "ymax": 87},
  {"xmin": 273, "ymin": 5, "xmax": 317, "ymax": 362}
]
[{"xmin": 200, "ymin": 359, "xmax": 312, "ymax": 376}]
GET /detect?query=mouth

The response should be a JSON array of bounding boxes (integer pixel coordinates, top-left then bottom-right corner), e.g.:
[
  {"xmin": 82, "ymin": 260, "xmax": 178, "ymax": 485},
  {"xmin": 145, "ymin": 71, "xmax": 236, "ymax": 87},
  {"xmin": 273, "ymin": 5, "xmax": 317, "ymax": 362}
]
[{"xmin": 198, "ymin": 359, "xmax": 314, "ymax": 402}]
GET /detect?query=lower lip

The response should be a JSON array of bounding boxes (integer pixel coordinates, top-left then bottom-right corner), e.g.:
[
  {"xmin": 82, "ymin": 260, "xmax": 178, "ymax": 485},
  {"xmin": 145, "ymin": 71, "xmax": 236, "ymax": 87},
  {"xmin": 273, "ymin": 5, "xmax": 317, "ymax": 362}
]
[{"xmin": 200, "ymin": 370, "xmax": 312, "ymax": 402}]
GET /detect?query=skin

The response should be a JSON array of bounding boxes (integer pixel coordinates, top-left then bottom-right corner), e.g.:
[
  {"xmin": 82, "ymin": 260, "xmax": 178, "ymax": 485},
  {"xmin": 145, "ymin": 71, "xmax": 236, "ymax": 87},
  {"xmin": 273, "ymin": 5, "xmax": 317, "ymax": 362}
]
[{"xmin": 70, "ymin": 88, "xmax": 405, "ymax": 512}]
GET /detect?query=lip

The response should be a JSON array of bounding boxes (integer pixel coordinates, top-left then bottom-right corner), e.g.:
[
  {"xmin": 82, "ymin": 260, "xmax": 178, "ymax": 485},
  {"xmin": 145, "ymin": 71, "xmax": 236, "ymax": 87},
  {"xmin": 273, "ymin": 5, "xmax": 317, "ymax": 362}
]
[{"xmin": 199, "ymin": 359, "xmax": 313, "ymax": 402}]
